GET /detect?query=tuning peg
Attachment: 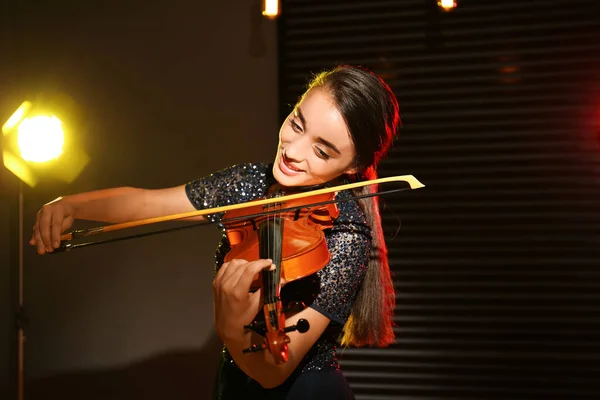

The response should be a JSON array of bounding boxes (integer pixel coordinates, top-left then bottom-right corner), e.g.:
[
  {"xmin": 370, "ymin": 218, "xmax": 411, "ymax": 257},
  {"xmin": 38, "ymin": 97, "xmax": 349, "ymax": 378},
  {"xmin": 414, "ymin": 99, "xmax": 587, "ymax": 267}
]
[
  {"xmin": 244, "ymin": 320, "xmax": 266, "ymax": 335},
  {"xmin": 282, "ymin": 318, "xmax": 310, "ymax": 334}
]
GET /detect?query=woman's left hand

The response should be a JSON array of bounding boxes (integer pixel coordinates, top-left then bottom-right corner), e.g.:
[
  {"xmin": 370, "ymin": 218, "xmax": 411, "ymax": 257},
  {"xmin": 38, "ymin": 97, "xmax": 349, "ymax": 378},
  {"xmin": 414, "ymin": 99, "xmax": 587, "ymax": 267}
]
[{"xmin": 212, "ymin": 258, "xmax": 273, "ymax": 341}]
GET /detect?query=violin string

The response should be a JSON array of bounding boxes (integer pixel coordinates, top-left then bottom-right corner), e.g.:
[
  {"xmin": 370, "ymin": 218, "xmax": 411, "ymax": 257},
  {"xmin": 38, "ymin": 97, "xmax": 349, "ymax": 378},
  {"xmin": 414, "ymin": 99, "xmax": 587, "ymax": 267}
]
[
  {"xmin": 278, "ymin": 192, "xmax": 282, "ymax": 303},
  {"xmin": 268, "ymin": 194, "xmax": 273, "ymax": 305},
  {"xmin": 273, "ymin": 191, "xmax": 280, "ymax": 306},
  {"xmin": 271, "ymin": 194, "xmax": 274, "ymax": 305},
  {"xmin": 267, "ymin": 190, "xmax": 274, "ymax": 306},
  {"xmin": 275, "ymin": 195, "xmax": 278, "ymax": 303}
]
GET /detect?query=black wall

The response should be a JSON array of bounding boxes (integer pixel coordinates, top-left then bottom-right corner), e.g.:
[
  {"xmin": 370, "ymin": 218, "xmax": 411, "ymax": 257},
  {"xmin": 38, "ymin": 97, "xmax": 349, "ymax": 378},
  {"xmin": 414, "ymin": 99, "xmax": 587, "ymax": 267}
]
[{"xmin": 278, "ymin": 0, "xmax": 600, "ymax": 398}]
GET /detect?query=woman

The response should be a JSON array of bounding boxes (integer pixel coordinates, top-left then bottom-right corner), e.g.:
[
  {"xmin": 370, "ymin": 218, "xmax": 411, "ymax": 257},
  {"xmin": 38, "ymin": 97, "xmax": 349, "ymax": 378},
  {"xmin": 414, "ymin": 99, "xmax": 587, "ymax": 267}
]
[{"xmin": 30, "ymin": 65, "xmax": 400, "ymax": 399}]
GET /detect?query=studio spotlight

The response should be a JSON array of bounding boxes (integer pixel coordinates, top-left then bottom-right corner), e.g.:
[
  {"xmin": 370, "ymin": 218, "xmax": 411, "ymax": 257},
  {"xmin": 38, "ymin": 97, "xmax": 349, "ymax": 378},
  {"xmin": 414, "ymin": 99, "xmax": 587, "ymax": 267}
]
[{"xmin": 2, "ymin": 94, "xmax": 89, "ymax": 187}]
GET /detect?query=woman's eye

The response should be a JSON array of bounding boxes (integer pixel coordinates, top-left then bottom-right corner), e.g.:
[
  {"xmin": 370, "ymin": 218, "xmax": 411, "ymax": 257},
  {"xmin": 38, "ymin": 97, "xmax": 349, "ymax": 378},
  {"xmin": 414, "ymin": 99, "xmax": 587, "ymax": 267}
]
[
  {"xmin": 315, "ymin": 147, "xmax": 330, "ymax": 160},
  {"xmin": 290, "ymin": 119, "xmax": 302, "ymax": 132}
]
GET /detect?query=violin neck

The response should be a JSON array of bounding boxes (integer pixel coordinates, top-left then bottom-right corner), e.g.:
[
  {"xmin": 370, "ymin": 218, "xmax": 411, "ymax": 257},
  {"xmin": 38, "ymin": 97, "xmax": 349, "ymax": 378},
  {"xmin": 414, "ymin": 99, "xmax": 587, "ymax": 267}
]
[{"xmin": 258, "ymin": 218, "xmax": 283, "ymax": 306}]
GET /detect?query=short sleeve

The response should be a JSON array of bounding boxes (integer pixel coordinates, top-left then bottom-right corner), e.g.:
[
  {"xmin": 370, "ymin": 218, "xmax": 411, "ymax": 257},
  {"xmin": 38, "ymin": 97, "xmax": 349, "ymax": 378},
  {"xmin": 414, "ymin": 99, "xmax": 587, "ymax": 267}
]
[
  {"xmin": 310, "ymin": 193, "xmax": 372, "ymax": 325},
  {"xmin": 184, "ymin": 163, "xmax": 270, "ymax": 225}
]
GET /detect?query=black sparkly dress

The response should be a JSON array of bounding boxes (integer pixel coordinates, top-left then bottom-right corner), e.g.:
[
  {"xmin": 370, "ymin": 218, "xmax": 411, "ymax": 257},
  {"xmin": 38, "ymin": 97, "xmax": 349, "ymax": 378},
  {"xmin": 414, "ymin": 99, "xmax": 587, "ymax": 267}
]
[{"xmin": 185, "ymin": 163, "xmax": 371, "ymax": 400}]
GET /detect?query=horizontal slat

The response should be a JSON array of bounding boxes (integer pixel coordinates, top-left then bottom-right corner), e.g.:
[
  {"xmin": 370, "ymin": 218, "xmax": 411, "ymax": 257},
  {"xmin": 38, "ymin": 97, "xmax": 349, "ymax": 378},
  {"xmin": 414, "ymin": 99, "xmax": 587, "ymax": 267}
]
[
  {"xmin": 340, "ymin": 347, "xmax": 600, "ymax": 359},
  {"xmin": 281, "ymin": 0, "xmax": 600, "ymax": 398}
]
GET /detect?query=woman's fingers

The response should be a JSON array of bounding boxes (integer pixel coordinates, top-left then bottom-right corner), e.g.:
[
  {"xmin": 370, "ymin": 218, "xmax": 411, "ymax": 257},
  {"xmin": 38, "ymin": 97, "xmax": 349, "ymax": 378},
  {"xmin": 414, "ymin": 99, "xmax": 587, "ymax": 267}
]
[
  {"xmin": 213, "ymin": 258, "xmax": 242, "ymax": 292},
  {"xmin": 235, "ymin": 259, "xmax": 274, "ymax": 294},
  {"xmin": 33, "ymin": 219, "xmax": 46, "ymax": 255},
  {"xmin": 29, "ymin": 200, "xmax": 75, "ymax": 255},
  {"xmin": 48, "ymin": 209, "xmax": 67, "ymax": 251},
  {"xmin": 38, "ymin": 210, "xmax": 54, "ymax": 252},
  {"xmin": 50, "ymin": 211, "xmax": 66, "ymax": 249},
  {"xmin": 214, "ymin": 258, "xmax": 273, "ymax": 297}
]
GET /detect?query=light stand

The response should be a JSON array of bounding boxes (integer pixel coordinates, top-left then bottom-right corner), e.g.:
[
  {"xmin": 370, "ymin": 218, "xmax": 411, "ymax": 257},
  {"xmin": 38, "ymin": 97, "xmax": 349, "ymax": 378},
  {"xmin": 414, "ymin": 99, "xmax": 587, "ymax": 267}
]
[
  {"xmin": 3, "ymin": 97, "xmax": 88, "ymax": 400},
  {"xmin": 17, "ymin": 179, "xmax": 24, "ymax": 400}
]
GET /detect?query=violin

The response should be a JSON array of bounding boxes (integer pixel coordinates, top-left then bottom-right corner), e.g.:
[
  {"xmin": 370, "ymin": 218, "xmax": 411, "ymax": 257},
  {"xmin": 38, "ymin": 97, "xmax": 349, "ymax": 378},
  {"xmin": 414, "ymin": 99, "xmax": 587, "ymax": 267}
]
[
  {"xmin": 222, "ymin": 189, "xmax": 340, "ymax": 363},
  {"xmin": 50, "ymin": 175, "xmax": 425, "ymax": 363}
]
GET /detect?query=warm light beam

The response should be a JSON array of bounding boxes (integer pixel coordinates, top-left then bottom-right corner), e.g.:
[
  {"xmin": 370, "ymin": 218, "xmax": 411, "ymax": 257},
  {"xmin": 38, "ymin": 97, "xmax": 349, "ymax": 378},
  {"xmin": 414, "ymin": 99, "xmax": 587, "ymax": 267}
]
[
  {"xmin": 2, "ymin": 101, "xmax": 32, "ymax": 135},
  {"xmin": 17, "ymin": 116, "xmax": 65, "ymax": 162},
  {"xmin": 2, "ymin": 95, "xmax": 90, "ymax": 187}
]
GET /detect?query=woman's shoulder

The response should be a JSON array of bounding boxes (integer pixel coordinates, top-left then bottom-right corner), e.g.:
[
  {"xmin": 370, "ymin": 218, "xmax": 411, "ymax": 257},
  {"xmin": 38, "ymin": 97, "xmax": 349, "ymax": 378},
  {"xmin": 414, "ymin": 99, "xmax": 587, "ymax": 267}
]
[
  {"xmin": 193, "ymin": 162, "xmax": 274, "ymax": 192},
  {"xmin": 185, "ymin": 162, "xmax": 274, "ymax": 211},
  {"xmin": 332, "ymin": 190, "xmax": 370, "ymax": 235},
  {"xmin": 208, "ymin": 162, "xmax": 272, "ymax": 181}
]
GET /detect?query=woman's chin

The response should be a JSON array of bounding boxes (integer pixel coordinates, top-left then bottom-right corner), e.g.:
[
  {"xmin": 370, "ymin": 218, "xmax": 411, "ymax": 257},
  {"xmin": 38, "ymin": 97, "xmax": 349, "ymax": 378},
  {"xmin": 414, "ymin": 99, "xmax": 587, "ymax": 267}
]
[
  {"xmin": 273, "ymin": 166, "xmax": 309, "ymax": 188},
  {"xmin": 273, "ymin": 170, "xmax": 299, "ymax": 187}
]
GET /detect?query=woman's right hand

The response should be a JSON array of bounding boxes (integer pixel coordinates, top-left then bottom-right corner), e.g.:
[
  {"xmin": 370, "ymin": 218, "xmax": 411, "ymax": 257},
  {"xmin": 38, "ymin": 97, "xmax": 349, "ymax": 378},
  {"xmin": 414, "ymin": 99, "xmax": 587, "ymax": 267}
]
[
  {"xmin": 30, "ymin": 198, "xmax": 76, "ymax": 255},
  {"xmin": 28, "ymin": 184, "xmax": 201, "ymax": 255}
]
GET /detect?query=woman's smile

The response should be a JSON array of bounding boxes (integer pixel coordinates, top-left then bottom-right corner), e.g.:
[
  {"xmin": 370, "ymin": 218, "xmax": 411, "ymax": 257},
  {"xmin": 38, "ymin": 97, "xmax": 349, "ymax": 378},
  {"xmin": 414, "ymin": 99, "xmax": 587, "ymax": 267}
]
[{"xmin": 278, "ymin": 152, "xmax": 305, "ymax": 176}]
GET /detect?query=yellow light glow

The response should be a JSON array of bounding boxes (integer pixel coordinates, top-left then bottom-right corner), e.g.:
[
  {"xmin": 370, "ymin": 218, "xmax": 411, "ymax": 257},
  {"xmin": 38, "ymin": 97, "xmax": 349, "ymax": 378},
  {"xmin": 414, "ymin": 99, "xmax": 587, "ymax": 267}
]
[
  {"xmin": 438, "ymin": 0, "xmax": 457, "ymax": 11},
  {"xmin": 262, "ymin": 0, "xmax": 279, "ymax": 18},
  {"xmin": 17, "ymin": 116, "xmax": 65, "ymax": 162},
  {"xmin": 2, "ymin": 101, "xmax": 32, "ymax": 135},
  {"xmin": 3, "ymin": 150, "xmax": 37, "ymax": 187}
]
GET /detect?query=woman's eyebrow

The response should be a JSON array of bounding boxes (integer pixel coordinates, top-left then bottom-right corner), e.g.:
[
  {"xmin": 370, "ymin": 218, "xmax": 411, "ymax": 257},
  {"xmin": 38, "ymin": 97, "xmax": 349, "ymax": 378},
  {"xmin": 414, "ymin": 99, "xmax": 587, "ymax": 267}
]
[
  {"xmin": 295, "ymin": 107, "xmax": 307, "ymax": 130},
  {"xmin": 316, "ymin": 137, "xmax": 341, "ymax": 155}
]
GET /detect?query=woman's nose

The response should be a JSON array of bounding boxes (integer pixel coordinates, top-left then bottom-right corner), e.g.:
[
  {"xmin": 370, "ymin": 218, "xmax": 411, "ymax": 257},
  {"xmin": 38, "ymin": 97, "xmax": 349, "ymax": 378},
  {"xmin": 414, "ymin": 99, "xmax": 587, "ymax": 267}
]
[{"xmin": 284, "ymin": 137, "xmax": 306, "ymax": 162}]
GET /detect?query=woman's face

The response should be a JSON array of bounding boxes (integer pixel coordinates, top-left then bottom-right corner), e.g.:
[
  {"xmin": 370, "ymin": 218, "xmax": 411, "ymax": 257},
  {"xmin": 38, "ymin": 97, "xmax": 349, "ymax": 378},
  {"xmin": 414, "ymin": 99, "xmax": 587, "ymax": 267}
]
[{"xmin": 273, "ymin": 88, "xmax": 358, "ymax": 188}]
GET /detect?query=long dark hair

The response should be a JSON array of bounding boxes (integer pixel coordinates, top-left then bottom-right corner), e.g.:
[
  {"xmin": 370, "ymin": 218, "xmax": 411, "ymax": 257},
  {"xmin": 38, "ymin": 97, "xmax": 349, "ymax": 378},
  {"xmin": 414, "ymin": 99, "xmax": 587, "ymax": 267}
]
[{"xmin": 304, "ymin": 65, "xmax": 400, "ymax": 347}]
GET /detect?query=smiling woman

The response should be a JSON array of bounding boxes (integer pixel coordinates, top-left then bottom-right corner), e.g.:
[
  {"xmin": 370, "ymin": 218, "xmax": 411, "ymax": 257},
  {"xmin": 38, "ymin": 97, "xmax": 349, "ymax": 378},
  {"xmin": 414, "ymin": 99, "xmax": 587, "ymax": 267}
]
[{"xmin": 30, "ymin": 65, "xmax": 402, "ymax": 399}]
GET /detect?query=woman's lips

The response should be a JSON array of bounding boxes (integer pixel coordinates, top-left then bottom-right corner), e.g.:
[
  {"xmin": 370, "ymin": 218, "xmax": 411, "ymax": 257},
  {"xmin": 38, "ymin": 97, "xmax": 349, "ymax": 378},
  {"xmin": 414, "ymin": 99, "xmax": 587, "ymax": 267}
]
[{"xmin": 279, "ymin": 153, "xmax": 304, "ymax": 176}]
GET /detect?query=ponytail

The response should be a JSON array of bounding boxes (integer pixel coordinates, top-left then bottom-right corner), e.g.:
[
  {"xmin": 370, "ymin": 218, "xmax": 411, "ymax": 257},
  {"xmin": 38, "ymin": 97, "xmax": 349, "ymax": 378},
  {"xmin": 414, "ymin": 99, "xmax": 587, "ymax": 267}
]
[
  {"xmin": 301, "ymin": 65, "xmax": 399, "ymax": 347},
  {"xmin": 341, "ymin": 167, "xmax": 396, "ymax": 347}
]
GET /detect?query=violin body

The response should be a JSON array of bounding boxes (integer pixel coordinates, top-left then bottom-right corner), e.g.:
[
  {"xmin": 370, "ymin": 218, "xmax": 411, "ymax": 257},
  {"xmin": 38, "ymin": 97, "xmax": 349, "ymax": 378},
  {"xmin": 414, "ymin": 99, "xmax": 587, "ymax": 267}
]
[
  {"xmin": 222, "ymin": 191, "xmax": 340, "ymax": 286},
  {"xmin": 222, "ymin": 190, "xmax": 340, "ymax": 363}
]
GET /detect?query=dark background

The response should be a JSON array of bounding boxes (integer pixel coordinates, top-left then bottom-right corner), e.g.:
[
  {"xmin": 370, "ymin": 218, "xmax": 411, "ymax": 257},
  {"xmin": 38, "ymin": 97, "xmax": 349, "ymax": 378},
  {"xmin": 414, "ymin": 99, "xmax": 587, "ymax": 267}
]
[
  {"xmin": 1, "ymin": 0, "xmax": 278, "ymax": 399},
  {"xmin": 276, "ymin": 0, "xmax": 600, "ymax": 398},
  {"xmin": 2, "ymin": 0, "xmax": 600, "ymax": 399}
]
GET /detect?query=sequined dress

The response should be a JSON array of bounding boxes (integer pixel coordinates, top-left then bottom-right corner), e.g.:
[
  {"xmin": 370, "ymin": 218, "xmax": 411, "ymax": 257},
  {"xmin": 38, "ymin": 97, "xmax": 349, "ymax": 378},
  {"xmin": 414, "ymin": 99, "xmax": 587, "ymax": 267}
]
[{"xmin": 185, "ymin": 163, "xmax": 371, "ymax": 399}]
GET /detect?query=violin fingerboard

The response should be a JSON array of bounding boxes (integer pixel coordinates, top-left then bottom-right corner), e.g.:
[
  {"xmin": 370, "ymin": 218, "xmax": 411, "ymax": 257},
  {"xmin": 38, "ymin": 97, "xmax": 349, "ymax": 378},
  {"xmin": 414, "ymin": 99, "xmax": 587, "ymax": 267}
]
[{"xmin": 258, "ymin": 218, "xmax": 284, "ymax": 305}]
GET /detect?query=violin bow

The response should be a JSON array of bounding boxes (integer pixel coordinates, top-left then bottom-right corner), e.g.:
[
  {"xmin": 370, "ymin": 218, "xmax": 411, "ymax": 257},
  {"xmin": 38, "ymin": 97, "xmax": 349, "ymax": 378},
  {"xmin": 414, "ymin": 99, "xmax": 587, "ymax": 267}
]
[{"xmin": 52, "ymin": 175, "xmax": 425, "ymax": 252}]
